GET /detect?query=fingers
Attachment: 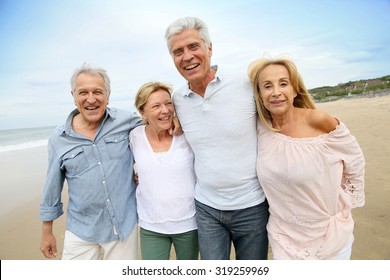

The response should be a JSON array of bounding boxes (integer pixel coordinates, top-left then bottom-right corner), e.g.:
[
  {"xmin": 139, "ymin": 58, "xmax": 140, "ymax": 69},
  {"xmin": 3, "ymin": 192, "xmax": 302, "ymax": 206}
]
[
  {"xmin": 171, "ymin": 116, "xmax": 183, "ymax": 135},
  {"xmin": 40, "ymin": 245, "xmax": 58, "ymax": 258},
  {"xmin": 172, "ymin": 125, "xmax": 183, "ymax": 136}
]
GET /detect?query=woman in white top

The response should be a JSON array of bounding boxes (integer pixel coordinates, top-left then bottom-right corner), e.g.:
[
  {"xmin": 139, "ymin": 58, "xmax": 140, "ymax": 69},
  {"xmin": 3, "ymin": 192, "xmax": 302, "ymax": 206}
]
[
  {"xmin": 247, "ymin": 56, "xmax": 365, "ymax": 259},
  {"xmin": 129, "ymin": 82, "xmax": 198, "ymax": 260}
]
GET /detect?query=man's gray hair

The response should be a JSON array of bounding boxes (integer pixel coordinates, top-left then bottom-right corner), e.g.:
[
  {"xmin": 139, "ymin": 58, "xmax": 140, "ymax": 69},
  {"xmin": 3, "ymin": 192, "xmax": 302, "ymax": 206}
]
[
  {"xmin": 70, "ymin": 63, "xmax": 111, "ymax": 94},
  {"xmin": 164, "ymin": 17, "xmax": 211, "ymax": 52}
]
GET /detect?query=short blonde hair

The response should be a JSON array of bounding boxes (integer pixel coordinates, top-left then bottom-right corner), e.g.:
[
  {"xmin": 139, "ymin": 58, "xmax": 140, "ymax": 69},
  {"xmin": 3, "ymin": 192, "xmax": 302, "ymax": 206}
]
[
  {"xmin": 134, "ymin": 82, "xmax": 173, "ymax": 124},
  {"xmin": 248, "ymin": 56, "xmax": 316, "ymax": 131}
]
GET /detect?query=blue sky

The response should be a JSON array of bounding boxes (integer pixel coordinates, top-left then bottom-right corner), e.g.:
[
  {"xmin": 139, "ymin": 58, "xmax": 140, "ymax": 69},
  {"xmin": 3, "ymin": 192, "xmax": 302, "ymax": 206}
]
[{"xmin": 1, "ymin": 0, "xmax": 389, "ymax": 130}]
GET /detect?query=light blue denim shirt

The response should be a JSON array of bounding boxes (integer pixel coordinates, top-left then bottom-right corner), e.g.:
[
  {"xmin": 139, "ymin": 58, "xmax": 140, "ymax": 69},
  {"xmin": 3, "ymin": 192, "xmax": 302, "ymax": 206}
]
[{"xmin": 40, "ymin": 107, "xmax": 142, "ymax": 243}]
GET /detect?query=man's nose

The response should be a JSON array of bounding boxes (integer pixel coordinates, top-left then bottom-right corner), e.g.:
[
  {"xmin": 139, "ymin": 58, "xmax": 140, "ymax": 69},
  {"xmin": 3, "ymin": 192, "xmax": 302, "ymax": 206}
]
[
  {"xmin": 183, "ymin": 48, "xmax": 193, "ymax": 61},
  {"xmin": 86, "ymin": 92, "xmax": 96, "ymax": 103}
]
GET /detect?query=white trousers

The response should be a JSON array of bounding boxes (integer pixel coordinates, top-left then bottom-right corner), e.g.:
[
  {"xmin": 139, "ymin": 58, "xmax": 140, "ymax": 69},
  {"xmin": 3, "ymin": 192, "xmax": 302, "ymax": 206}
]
[
  {"xmin": 329, "ymin": 234, "xmax": 354, "ymax": 260},
  {"xmin": 62, "ymin": 227, "xmax": 138, "ymax": 260}
]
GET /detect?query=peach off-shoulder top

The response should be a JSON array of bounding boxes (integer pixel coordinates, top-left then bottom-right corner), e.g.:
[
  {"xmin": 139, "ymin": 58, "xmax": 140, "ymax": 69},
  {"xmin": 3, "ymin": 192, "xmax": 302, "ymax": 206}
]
[{"xmin": 256, "ymin": 118, "xmax": 365, "ymax": 259}]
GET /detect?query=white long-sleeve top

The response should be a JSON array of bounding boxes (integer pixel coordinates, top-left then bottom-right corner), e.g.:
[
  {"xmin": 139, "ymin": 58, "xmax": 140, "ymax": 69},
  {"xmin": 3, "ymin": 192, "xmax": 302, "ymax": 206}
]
[{"xmin": 129, "ymin": 125, "xmax": 197, "ymax": 234}]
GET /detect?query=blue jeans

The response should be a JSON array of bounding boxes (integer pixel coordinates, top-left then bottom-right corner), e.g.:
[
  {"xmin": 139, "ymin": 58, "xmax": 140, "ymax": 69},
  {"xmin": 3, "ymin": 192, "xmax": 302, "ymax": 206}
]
[{"xmin": 195, "ymin": 200, "xmax": 269, "ymax": 260}]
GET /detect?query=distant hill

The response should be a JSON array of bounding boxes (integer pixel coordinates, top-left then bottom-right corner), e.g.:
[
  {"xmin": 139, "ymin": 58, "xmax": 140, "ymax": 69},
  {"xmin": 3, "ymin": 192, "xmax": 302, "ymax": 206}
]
[{"xmin": 310, "ymin": 75, "xmax": 390, "ymax": 102}]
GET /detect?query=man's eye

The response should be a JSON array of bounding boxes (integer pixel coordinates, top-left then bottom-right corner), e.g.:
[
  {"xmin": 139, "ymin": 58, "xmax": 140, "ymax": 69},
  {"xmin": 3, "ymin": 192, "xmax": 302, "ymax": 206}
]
[
  {"xmin": 173, "ymin": 50, "xmax": 183, "ymax": 56},
  {"xmin": 189, "ymin": 44, "xmax": 199, "ymax": 51}
]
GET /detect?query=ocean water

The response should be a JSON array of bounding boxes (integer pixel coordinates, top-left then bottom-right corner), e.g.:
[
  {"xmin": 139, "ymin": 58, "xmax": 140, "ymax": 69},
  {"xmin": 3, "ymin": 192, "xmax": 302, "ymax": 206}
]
[
  {"xmin": 0, "ymin": 126, "xmax": 56, "ymax": 153},
  {"xmin": 0, "ymin": 126, "xmax": 56, "ymax": 218}
]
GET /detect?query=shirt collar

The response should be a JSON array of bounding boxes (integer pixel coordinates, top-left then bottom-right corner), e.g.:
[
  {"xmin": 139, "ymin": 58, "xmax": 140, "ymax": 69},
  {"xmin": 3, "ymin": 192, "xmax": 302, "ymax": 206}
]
[
  {"xmin": 181, "ymin": 65, "xmax": 222, "ymax": 97},
  {"xmin": 62, "ymin": 107, "xmax": 114, "ymax": 134}
]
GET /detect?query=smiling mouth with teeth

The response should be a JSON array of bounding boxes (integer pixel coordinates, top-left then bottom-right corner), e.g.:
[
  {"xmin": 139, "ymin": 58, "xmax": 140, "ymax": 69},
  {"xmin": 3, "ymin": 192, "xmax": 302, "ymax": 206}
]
[{"xmin": 185, "ymin": 64, "xmax": 198, "ymax": 70}]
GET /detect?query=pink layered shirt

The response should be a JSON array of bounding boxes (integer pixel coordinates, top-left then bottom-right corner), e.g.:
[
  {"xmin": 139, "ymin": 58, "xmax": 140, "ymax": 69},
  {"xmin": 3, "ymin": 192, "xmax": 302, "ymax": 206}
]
[{"xmin": 257, "ymin": 118, "xmax": 365, "ymax": 259}]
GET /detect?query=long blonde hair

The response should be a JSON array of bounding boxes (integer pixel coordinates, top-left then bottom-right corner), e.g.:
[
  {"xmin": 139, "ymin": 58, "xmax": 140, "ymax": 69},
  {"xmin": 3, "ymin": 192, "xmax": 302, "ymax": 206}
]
[{"xmin": 248, "ymin": 56, "xmax": 316, "ymax": 131}]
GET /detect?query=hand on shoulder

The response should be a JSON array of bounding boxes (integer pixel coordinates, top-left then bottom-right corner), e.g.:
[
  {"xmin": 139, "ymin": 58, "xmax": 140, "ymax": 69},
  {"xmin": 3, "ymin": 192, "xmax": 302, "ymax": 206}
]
[{"xmin": 308, "ymin": 109, "xmax": 339, "ymax": 134}]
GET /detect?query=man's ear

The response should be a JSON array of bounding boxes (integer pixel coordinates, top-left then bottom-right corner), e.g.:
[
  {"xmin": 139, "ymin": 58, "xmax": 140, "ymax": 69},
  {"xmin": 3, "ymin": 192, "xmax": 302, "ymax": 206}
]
[{"xmin": 71, "ymin": 91, "xmax": 76, "ymax": 106}]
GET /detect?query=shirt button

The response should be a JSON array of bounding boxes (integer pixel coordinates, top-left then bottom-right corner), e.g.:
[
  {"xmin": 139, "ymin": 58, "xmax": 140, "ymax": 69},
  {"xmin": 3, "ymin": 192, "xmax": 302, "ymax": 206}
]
[
  {"xmin": 107, "ymin": 199, "xmax": 110, "ymax": 202},
  {"xmin": 98, "ymin": 162, "xmax": 101, "ymax": 165},
  {"xmin": 102, "ymin": 180, "xmax": 106, "ymax": 184}
]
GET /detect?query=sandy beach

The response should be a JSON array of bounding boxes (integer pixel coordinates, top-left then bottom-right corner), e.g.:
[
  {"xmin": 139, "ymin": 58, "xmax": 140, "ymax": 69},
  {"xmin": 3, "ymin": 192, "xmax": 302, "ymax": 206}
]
[{"xmin": 0, "ymin": 94, "xmax": 389, "ymax": 260}]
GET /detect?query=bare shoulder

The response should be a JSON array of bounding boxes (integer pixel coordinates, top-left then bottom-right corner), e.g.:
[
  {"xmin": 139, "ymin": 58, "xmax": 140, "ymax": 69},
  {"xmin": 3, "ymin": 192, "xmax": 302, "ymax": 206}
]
[{"xmin": 307, "ymin": 109, "xmax": 338, "ymax": 134}]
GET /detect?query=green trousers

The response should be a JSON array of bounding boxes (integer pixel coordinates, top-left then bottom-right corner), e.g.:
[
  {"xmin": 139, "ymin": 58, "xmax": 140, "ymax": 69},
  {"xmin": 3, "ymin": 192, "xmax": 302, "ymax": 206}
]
[{"xmin": 140, "ymin": 227, "xmax": 199, "ymax": 260}]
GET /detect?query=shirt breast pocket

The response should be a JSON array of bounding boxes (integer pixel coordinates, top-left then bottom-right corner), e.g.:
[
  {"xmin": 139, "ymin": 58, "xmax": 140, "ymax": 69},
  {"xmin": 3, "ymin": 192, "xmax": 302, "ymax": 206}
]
[
  {"xmin": 61, "ymin": 147, "xmax": 89, "ymax": 176},
  {"xmin": 104, "ymin": 133, "xmax": 129, "ymax": 159}
]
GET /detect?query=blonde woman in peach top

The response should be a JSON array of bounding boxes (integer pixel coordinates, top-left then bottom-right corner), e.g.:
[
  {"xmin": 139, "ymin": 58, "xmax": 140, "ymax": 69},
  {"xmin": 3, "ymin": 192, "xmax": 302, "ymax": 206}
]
[{"xmin": 248, "ymin": 56, "xmax": 365, "ymax": 259}]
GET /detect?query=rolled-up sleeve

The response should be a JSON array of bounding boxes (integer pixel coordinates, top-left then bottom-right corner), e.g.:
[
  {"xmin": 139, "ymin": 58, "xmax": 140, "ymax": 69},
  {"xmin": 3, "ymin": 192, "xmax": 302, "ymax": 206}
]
[{"xmin": 39, "ymin": 141, "xmax": 65, "ymax": 221}]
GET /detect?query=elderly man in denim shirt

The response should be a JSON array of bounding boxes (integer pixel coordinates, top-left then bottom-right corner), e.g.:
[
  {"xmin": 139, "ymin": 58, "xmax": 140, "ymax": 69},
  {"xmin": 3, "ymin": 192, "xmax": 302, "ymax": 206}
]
[{"xmin": 39, "ymin": 64, "xmax": 143, "ymax": 259}]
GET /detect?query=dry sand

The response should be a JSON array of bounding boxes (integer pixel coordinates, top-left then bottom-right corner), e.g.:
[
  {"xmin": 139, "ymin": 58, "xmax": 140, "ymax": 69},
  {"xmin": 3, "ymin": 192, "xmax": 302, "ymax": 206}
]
[
  {"xmin": 316, "ymin": 94, "xmax": 390, "ymax": 260},
  {"xmin": 0, "ymin": 94, "xmax": 389, "ymax": 260}
]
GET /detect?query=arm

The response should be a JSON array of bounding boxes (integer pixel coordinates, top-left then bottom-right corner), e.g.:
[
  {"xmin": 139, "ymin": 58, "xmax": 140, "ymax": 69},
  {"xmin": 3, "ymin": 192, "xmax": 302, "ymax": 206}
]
[
  {"xmin": 310, "ymin": 110, "xmax": 365, "ymax": 207},
  {"xmin": 129, "ymin": 130, "xmax": 139, "ymax": 185},
  {"xmin": 40, "ymin": 221, "xmax": 58, "ymax": 258},
  {"xmin": 39, "ymin": 139, "xmax": 65, "ymax": 258},
  {"xmin": 170, "ymin": 116, "xmax": 183, "ymax": 136},
  {"xmin": 325, "ymin": 119, "xmax": 366, "ymax": 208},
  {"xmin": 341, "ymin": 136, "xmax": 365, "ymax": 208}
]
